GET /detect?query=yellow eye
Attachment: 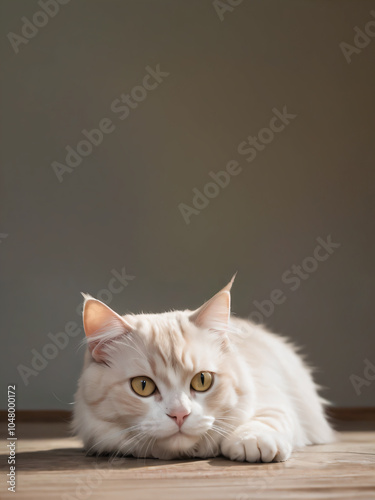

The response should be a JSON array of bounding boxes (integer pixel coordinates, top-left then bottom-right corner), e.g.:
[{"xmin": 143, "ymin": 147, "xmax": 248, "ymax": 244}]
[
  {"xmin": 131, "ymin": 376, "xmax": 156, "ymax": 397},
  {"xmin": 191, "ymin": 371, "xmax": 213, "ymax": 392}
]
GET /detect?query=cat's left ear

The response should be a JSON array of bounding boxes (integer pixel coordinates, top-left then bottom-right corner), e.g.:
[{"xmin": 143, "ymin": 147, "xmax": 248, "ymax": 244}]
[{"xmin": 190, "ymin": 274, "xmax": 236, "ymax": 331}]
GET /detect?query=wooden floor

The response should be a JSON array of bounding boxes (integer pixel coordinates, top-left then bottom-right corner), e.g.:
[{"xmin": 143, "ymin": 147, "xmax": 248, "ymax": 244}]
[{"xmin": 1, "ymin": 421, "xmax": 375, "ymax": 500}]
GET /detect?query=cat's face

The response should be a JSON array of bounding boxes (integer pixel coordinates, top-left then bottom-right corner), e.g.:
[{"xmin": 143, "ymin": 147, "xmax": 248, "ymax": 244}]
[{"xmin": 78, "ymin": 276, "xmax": 246, "ymax": 458}]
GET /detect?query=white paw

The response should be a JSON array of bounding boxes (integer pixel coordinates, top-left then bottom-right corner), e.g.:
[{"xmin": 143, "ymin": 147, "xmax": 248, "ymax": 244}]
[{"xmin": 221, "ymin": 431, "xmax": 292, "ymax": 463}]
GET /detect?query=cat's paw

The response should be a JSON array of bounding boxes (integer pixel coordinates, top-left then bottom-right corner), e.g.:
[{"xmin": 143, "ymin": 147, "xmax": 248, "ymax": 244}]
[{"xmin": 221, "ymin": 431, "xmax": 292, "ymax": 463}]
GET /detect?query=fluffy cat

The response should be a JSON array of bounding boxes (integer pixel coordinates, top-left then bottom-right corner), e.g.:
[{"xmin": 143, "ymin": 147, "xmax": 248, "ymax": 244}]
[{"xmin": 73, "ymin": 275, "xmax": 334, "ymax": 462}]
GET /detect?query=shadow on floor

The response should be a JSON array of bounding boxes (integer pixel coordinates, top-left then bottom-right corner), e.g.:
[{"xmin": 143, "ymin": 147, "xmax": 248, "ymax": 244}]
[{"xmin": 0, "ymin": 447, "xmax": 266, "ymax": 472}]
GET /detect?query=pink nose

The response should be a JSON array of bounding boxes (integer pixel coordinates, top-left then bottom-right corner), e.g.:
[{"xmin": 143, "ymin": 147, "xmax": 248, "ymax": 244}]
[{"xmin": 168, "ymin": 409, "xmax": 190, "ymax": 428}]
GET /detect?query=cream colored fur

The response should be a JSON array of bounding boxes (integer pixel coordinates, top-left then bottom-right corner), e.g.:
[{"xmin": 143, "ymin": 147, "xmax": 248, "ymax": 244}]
[{"xmin": 73, "ymin": 277, "xmax": 334, "ymax": 462}]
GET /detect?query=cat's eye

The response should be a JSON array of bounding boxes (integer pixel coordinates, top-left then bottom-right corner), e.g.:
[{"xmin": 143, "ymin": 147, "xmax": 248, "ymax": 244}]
[
  {"xmin": 131, "ymin": 376, "xmax": 156, "ymax": 397},
  {"xmin": 191, "ymin": 371, "xmax": 213, "ymax": 392}
]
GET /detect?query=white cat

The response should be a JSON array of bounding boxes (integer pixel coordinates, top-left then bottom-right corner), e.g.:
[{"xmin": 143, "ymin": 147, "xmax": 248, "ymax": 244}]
[{"xmin": 73, "ymin": 275, "xmax": 334, "ymax": 462}]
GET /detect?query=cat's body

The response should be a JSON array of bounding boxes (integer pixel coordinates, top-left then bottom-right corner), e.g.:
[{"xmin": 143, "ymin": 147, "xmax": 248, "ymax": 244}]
[{"xmin": 73, "ymin": 277, "xmax": 334, "ymax": 462}]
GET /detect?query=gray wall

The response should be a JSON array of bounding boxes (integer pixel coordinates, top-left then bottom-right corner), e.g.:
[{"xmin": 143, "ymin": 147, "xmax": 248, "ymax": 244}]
[{"xmin": 1, "ymin": 0, "xmax": 374, "ymax": 409}]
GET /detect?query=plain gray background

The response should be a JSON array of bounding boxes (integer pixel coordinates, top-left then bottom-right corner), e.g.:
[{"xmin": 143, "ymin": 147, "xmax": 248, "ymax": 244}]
[{"xmin": 1, "ymin": 0, "xmax": 374, "ymax": 409}]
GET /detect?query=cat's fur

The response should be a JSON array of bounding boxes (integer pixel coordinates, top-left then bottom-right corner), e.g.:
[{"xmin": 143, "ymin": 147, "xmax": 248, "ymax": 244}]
[{"xmin": 73, "ymin": 276, "xmax": 334, "ymax": 462}]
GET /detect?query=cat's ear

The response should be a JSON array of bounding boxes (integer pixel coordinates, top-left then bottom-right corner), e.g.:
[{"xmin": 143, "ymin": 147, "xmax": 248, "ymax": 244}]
[
  {"xmin": 190, "ymin": 274, "xmax": 236, "ymax": 331},
  {"xmin": 82, "ymin": 294, "xmax": 132, "ymax": 362}
]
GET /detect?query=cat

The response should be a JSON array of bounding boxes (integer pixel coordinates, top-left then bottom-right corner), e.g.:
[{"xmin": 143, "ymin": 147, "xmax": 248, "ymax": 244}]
[{"xmin": 73, "ymin": 275, "xmax": 334, "ymax": 462}]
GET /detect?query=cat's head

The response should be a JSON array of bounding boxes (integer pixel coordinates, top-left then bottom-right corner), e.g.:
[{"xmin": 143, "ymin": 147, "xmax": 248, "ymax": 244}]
[{"xmin": 77, "ymin": 275, "xmax": 248, "ymax": 459}]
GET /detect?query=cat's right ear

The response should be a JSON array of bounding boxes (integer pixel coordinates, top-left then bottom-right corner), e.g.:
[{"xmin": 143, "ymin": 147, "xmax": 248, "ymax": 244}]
[
  {"xmin": 82, "ymin": 294, "xmax": 133, "ymax": 362},
  {"xmin": 189, "ymin": 274, "xmax": 236, "ymax": 332}
]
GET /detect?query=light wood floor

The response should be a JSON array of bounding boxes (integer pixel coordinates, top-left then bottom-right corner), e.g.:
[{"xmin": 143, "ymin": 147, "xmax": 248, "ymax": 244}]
[{"xmin": 1, "ymin": 421, "xmax": 375, "ymax": 500}]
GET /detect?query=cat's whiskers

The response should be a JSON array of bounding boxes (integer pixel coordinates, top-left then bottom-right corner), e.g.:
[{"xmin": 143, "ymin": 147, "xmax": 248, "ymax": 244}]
[
  {"xmin": 222, "ymin": 407, "xmax": 248, "ymax": 415},
  {"xmin": 211, "ymin": 425, "xmax": 232, "ymax": 439},
  {"xmin": 120, "ymin": 430, "xmax": 148, "ymax": 454},
  {"xmin": 136, "ymin": 432, "xmax": 154, "ymax": 459},
  {"xmin": 113, "ymin": 430, "xmax": 149, "ymax": 459},
  {"xmin": 212, "ymin": 423, "xmax": 233, "ymax": 433},
  {"xmin": 214, "ymin": 417, "xmax": 237, "ymax": 427},
  {"xmin": 85, "ymin": 424, "xmax": 144, "ymax": 456},
  {"xmin": 204, "ymin": 431, "xmax": 217, "ymax": 457},
  {"xmin": 141, "ymin": 434, "xmax": 156, "ymax": 459}
]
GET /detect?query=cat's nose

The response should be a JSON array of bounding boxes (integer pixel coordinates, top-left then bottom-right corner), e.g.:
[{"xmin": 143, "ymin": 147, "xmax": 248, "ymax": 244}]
[{"xmin": 167, "ymin": 409, "xmax": 191, "ymax": 428}]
